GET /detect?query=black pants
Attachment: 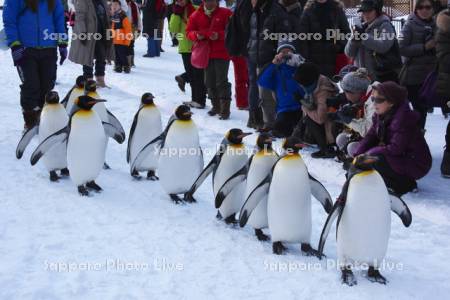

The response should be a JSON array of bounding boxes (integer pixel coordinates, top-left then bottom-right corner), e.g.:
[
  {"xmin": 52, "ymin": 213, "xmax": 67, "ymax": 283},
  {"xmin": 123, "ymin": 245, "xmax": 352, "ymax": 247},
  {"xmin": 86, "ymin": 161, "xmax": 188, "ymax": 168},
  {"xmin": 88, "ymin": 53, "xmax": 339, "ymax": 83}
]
[
  {"xmin": 17, "ymin": 48, "xmax": 57, "ymax": 111},
  {"xmin": 374, "ymin": 155, "xmax": 417, "ymax": 196},
  {"xmin": 204, "ymin": 59, "xmax": 231, "ymax": 101},
  {"xmin": 83, "ymin": 41, "xmax": 107, "ymax": 78},
  {"xmin": 304, "ymin": 116, "xmax": 328, "ymax": 150},
  {"xmin": 128, "ymin": 39, "xmax": 135, "ymax": 56},
  {"xmin": 181, "ymin": 53, "xmax": 206, "ymax": 105},
  {"xmin": 115, "ymin": 44, "xmax": 129, "ymax": 68},
  {"xmin": 407, "ymin": 84, "xmax": 427, "ymax": 129},
  {"xmin": 446, "ymin": 119, "xmax": 450, "ymax": 149},
  {"xmin": 274, "ymin": 110, "xmax": 302, "ymax": 137}
]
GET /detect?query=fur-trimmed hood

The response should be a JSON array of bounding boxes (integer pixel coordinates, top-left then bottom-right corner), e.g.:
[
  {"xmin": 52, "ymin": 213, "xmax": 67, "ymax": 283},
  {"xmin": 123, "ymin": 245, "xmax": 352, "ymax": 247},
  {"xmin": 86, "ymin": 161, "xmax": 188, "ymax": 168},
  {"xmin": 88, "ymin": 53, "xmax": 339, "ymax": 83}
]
[
  {"xmin": 437, "ymin": 10, "xmax": 450, "ymax": 33},
  {"xmin": 304, "ymin": 0, "xmax": 344, "ymax": 10}
]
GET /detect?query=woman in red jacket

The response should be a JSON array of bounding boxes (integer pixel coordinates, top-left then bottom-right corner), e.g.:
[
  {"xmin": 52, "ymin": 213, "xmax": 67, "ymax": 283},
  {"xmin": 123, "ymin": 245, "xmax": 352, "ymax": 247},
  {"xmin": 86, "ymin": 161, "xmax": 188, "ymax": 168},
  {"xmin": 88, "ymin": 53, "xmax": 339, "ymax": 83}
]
[{"xmin": 186, "ymin": 0, "xmax": 233, "ymax": 119}]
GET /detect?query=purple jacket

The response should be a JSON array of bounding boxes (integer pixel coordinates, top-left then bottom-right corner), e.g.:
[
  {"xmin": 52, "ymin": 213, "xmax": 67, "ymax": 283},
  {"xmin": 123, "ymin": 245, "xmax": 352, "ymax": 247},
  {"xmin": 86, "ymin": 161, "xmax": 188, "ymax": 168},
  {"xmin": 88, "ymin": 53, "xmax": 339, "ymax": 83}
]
[{"xmin": 354, "ymin": 101, "xmax": 432, "ymax": 180}]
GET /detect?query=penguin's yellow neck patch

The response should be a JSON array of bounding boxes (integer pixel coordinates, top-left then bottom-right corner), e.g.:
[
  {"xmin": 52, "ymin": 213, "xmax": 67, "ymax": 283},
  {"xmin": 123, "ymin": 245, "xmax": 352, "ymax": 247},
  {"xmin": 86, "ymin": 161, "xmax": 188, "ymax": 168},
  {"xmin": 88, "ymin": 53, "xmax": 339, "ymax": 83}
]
[
  {"xmin": 143, "ymin": 103, "xmax": 156, "ymax": 109},
  {"xmin": 255, "ymin": 149, "xmax": 274, "ymax": 157},
  {"xmin": 356, "ymin": 170, "xmax": 375, "ymax": 177},
  {"xmin": 75, "ymin": 109, "xmax": 94, "ymax": 117},
  {"xmin": 284, "ymin": 153, "xmax": 301, "ymax": 160},
  {"xmin": 230, "ymin": 143, "xmax": 244, "ymax": 149},
  {"xmin": 175, "ymin": 119, "xmax": 194, "ymax": 127},
  {"xmin": 87, "ymin": 92, "xmax": 99, "ymax": 98}
]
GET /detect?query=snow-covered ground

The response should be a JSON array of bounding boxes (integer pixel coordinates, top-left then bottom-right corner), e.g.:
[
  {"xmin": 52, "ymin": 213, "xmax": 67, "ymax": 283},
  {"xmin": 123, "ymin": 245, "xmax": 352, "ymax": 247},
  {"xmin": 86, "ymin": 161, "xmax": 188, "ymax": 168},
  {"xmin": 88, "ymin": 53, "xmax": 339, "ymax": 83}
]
[{"xmin": 0, "ymin": 26, "xmax": 450, "ymax": 299}]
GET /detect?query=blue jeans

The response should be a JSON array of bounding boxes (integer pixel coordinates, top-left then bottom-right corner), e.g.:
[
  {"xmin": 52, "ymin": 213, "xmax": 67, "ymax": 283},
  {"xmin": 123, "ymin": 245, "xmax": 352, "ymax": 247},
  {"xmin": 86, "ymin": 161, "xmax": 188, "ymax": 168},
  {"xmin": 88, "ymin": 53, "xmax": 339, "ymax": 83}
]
[
  {"xmin": 247, "ymin": 58, "xmax": 260, "ymax": 111},
  {"xmin": 146, "ymin": 37, "xmax": 160, "ymax": 57}
]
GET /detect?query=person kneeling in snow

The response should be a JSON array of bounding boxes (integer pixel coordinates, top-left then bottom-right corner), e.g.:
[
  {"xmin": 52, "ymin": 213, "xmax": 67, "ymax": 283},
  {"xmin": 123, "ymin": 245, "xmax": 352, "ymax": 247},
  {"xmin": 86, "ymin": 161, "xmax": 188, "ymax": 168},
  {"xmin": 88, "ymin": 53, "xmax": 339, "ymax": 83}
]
[
  {"xmin": 352, "ymin": 81, "xmax": 432, "ymax": 196},
  {"xmin": 257, "ymin": 41, "xmax": 305, "ymax": 138}
]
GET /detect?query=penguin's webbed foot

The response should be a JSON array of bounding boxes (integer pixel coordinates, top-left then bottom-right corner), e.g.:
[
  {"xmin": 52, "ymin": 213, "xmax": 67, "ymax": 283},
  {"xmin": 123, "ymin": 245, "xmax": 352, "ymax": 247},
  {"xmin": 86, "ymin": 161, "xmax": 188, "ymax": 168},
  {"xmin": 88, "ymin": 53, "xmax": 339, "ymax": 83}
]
[
  {"xmin": 272, "ymin": 242, "xmax": 287, "ymax": 255},
  {"xmin": 301, "ymin": 243, "xmax": 324, "ymax": 259},
  {"xmin": 60, "ymin": 168, "xmax": 70, "ymax": 177},
  {"xmin": 86, "ymin": 181, "xmax": 103, "ymax": 192},
  {"xmin": 147, "ymin": 170, "xmax": 159, "ymax": 181},
  {"xmin": 78, "ymin": 185, "xmax": 89, "ymax": 196},
  {"xmin": 103, "ymin": 162, "xmax": 111, "ymax": 170},
  {"xmin": 170, "ymin": 194, "xmax": 183, "ymax": 204},
  {"xmin": 50, "ymin": 171, "xmax": 60, "ymax": 182},
  {"xmin": 216, "ymin": 210, "xmax": 223, "ymax": 220},
  {"xmin": 341, "ymin": 268, "xmax": 357, "ymax": 286},
  {"xmin": 367, "ymin": 267, "xmax": 387, "ymax": 285},
  {"xmin": 255, "ymin": 229, "xmax": 270, "ymax": 241},
  {"xmin": 183, "ymin": 192, "xmax": 197, "ymax": 203},
  {"xmin": 224, "ymin": 214, "xmax": 238, "ymax": 225},
  {"xmin": 131, "ymin": 170, "xmax": 142, "ymax": 180}
]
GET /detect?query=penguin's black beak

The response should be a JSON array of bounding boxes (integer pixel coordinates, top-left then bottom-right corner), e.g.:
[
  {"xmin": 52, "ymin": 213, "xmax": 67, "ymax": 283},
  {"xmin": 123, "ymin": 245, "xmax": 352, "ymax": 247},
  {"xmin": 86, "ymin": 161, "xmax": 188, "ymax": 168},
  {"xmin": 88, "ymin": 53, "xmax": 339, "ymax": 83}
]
[
  {"xmin": 264, "ymin": 138, "xmax": 273, "ymax": 143},
  {"xmin": 363, "ymin": 155, "xmax": 379, "ymax": 165},
  {"xmin": 237, "ymin": 132, "xmax": 252, "ymax": 139},
  {"xmin": 88, "ymin": 99, "xmax": 107, "ymax": 105},
  {"xmin": 294, "ymin": 143, "xmax": 306, "ymax": 149}
]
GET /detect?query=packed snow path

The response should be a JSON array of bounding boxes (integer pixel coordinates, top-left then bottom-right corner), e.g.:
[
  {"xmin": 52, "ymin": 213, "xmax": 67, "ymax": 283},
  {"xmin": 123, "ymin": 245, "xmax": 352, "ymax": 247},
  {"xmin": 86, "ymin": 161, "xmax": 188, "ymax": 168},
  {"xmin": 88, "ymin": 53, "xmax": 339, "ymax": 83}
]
[{"xmin": 0, "ymin": 34, "xmax": 449, "ymax": 299}]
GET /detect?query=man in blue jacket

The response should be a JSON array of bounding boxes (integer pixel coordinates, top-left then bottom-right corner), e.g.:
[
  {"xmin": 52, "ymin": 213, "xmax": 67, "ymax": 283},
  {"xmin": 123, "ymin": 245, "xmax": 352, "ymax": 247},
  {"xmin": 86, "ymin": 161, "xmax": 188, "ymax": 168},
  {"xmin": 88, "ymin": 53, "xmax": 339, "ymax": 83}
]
[
  {"xmin": 3, "ymin": 0, "xmax": 67, "ymax": 130},
  {"xmin": 258, "ymin": 41, "xmax": 305, "ymax": 137}
]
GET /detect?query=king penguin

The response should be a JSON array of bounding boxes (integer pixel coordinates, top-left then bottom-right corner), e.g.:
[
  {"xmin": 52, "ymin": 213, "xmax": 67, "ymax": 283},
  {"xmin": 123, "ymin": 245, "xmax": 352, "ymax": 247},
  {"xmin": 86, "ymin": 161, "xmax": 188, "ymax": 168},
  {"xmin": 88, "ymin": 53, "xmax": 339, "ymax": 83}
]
[
  {"xmin": 29, "ymin": 95, "xmax": 125, "ymax": 196},
  {"xmin": 16, "ymin": 91, "xmax": 70, "ymax": 182},
  {"xmin": 240, "ymin": 137, "xmax": 333, "ymax": 255},
  {"xmin": 318, "ymin": 155, "xmax": 412, "ymax": 286},
  {"xmin": 131, "ymin": 105, "xmax": 203, "ymax": 203},
  {"xmin": 61, "ymin": 75, "xmax": 86, "ymax": 113},
  {"xmin": 185, "ymin": 128, "xmax": 252, "ymax": 224},
  {"xmin": 127, "ymin": 93, "xmax": 163, "ymax": 180},
  {"xmin": 84, "ymin": 79, "xmax": 125, "ymax": 169}
]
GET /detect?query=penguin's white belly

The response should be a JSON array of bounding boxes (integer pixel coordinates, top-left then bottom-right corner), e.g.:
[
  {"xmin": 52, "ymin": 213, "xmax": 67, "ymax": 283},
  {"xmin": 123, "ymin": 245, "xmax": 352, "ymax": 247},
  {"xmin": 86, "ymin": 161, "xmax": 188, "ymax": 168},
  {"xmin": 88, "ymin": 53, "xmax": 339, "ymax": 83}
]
[
  {"xmin": 67, "ymin": 112, "xmax": 106, "ymax": 186},
  {"xmin": 246, "ymin": 153, "xmax": 278, "ymax": 229},
  {"xmin": 39, "ymin": 104, "xmax": 69, "ymax": 171},
  {"xmin": 213, "ymin": 147, "xmax": 248, "ymax": 218},
  {"xmin": 337, "ymin": 171, "xmax": 391, "ymax": 266},
  {"xmin": 130, "ymin": 108, "xmax": 162, "ymax": 171},
  {"xmin": 268, "ymin": 157, "xmax": 311, "ymax": 243},
  {"xmin": 65, "ymin": 88, "xmax": 84, "ymax": 113},
  {"xmin": 159, "ymin": 121, "xmax": 203, "ymax": 194}
]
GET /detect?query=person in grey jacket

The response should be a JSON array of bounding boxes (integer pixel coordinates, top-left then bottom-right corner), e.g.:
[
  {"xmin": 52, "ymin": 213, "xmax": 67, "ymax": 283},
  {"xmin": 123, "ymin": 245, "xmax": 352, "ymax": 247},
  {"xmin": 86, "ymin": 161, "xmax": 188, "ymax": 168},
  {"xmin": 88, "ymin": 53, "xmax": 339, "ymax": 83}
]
[
  {"xmin": 345, "ymin": 0, "xmax": 401, "ymax": 82},
  {"xmin": 399, "ymin": 0, "xmax": 437, "ymax": 129}
]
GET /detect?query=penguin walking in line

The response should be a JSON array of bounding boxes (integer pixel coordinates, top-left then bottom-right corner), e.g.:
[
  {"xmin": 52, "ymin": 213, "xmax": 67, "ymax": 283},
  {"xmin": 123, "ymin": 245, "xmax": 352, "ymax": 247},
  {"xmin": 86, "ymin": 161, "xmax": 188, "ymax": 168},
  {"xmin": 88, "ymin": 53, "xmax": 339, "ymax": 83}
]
[
  {"xmin": 185, "ymin": 128, "xmax": 252, "ymax": 224},
  {"xmin": 240, "ymin": 137, "xmax": 333, "ymax": 256},
  {"xmin": 16, "ymin": 91, "xmax": 70, "ymax": 182},
  {"xmin": 131, "ymin": 105, "xmax": 203, "ymax": 203},
  {"xmin": 318, "ymin": 155, "xmax": 412, "ymax": 286},
  {"xmin": 127, "ymin": 93, "xmax": 162, "ymax": 180},
  {"xmin": 61, "ymin": 75, "xmax": 86, "ymax": 113},
  {"xmin": 84, "ymin": 79, "xmax": 125, "ymax": 169},
  {"xmin": 29, "ymin": 95, "xmax": 125, "ymax": 196},
  {"xmin": 217, "ymin": 133, "xmax": 278, "ymax": 239}
]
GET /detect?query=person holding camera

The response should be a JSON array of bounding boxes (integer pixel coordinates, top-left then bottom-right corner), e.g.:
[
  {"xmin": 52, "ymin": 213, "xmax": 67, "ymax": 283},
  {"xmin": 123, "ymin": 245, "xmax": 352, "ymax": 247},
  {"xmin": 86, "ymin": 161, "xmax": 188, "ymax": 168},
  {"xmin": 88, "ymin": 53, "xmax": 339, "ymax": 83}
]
[
  {"xmin": 345, "ymin": 0, "xmax": 402, "ymax": 83},
  {"xmin": 329, "ymin": 68, "xmax": 375, "ymax": 160},
  {"xmin": 399, "ymin": 0, "xmax": 437, "ymax": 129},
  {"xmin": 292, "ymin": 62, "xmax": 340, "ymax": 159},
  {"xmin": 257, "ymin": 41, "xmax": 305, "ymax": 138},
  {"xmin": 353, "ymin": 81, "xmax": 432, "ymax": 196}
]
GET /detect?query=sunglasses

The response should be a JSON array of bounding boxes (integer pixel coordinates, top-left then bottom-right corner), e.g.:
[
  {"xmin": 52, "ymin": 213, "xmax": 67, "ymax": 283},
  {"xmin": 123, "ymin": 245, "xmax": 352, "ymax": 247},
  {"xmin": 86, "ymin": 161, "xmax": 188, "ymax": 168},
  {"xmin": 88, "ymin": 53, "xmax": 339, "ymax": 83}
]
[
  {"xmin": 373, "ymin": 96, "xmax": 387, "ymax": 104},
  {"xmin": 416, "ymin": 5, "xmax": 432, "ymax": 10}
]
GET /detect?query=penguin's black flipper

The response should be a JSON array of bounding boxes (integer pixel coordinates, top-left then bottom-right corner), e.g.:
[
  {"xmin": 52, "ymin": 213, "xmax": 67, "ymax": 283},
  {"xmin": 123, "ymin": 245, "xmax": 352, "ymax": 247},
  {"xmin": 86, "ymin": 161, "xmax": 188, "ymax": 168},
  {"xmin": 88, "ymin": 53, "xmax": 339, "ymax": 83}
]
[
  {"xmin": 16, "ymin": 125, "xmax": 39, "ymax": 159},
  {"xmin": 106, "ymin": 109, "xmax": 126, "ymax": 140},
  {"xmin": 318, "ymin": 200, "xmax": 345, "ymax": 258},
  {"xmin": 102, "ymin": 122, "xmax": 125, "ymax": 144},
  {"xmin": 30, "ymin": 127, "xmax": 68, "ymax": 166},
  {"xmin": 389, "ymin": 193, "xmax": 412, "ymax": 227},
  {"xmin": 127, "ymin": 108, "xmax": 142, "ymax": 163},
  {"xmin": 308, "ymin": 173, "xmax": 333, "ymax": 214},
  {"xmin": 130, "ymin": 133, "xmax": 164, "ymax": 175},
  {"xmin": 239, "ymin": 173, "xmax": 272, "ymax": 228},
  {"xmin": 215, "ymin": 156, "xmax": 253, "ymax": 209},
  {"xmin": 60, "ymin": 87, "xmax": 74, "ymax": 108}
]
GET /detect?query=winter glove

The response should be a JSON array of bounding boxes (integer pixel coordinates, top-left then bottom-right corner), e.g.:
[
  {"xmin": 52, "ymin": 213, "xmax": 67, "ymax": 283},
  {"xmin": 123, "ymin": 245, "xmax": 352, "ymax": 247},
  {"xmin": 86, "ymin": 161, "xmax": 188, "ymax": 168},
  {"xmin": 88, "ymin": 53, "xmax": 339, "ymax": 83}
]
[
  {"xmin": 172, "ymin": 4, "xmax": 184, "ymax": 16},
  {"xmin": 11, "ymin": 45, "xmax": 26, "ymax": 66},
  {"xmin": 59, "ymin": 45, "xmax": 68, "ymax": 65}
]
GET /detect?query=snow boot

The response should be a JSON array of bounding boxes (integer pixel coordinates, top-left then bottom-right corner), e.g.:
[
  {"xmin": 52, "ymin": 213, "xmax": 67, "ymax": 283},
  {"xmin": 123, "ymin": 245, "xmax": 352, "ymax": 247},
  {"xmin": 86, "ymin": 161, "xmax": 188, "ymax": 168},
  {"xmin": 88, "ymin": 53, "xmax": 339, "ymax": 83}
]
[
  {"xmin": 219, "ymin": 99, "xmax": 231, "ymax": 120},
  {"xmin": 22, "ymin": 108, "xmax": 41, "ymax": 131},
  {"xmin": 95, "ymin": 76, "xmax": 107, "ymax": 88},
  {"xmin": 441, "ymin": 149, "xmax": 450, "ymax": 178},
  {"xmin": 123, "ymin": 66, "xmax": 131, "ymax": 74},
  {"xmin": 208, "ymin": 98, "xmax": 220, "ymax": 116}
]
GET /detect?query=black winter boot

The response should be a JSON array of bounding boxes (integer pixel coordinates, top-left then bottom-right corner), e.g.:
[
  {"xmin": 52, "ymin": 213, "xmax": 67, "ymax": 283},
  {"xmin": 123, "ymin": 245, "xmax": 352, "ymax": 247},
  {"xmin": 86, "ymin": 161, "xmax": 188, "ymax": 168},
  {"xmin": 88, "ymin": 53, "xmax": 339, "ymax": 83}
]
[
  {"xmin": 208, "ymin": 98, "xmax": 221, "ymax": 116},
  {"xmin": 219, "ymin": 99, "xmax": 231, "ymax": 120},
  {"xmin": 442, "ymin": 149, "xmax": 450, "ymax": 178}
]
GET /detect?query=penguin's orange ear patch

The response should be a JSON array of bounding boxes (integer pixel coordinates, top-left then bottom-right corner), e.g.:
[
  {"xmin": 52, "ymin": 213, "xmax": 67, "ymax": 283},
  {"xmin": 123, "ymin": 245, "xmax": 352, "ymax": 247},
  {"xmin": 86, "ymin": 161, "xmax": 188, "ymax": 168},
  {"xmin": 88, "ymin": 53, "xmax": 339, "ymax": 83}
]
[{"xmin": 75, "ymin": 97, "xmax": 80, "ymax": 105}]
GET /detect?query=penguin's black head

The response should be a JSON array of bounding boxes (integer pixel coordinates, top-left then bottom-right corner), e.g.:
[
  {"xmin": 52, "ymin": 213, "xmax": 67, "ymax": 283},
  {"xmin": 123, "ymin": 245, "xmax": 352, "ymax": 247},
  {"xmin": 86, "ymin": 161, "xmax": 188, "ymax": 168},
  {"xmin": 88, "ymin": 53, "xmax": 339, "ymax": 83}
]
[
  {"xmin": 75, "ymin": 76, "xmax": 86, "ymax": 89},
  {"xmin": 76, "ymin": 95, "xmax": 106, "ymax": 110},
  {"xmin": 282, "ymin": 137, "xmax": 304, "ymax": 153},
  {"xmin": 45, "ymin": 91, "xmax": 59, "ymax": 104},
  {"xmin": 352, "ymin": 155, "xmax": 379, "ymax": 171},
  {"xmin": 256, "ymin": 133, "xmax": 273, "ymax": 151},
  {"xmin": 84, "ymin": 80, "xmax": 97, "ymax": 93},
  {"xmin": 175, "ymin": 105, "xmax": 193, "ymax": 120},
  {"xmin": 226, "ymin": 128, "xmax": 252, "ymax": 145},
  {"xmin": 141, "ymin": 92, "xmax": 155, "ymax": 105}
]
